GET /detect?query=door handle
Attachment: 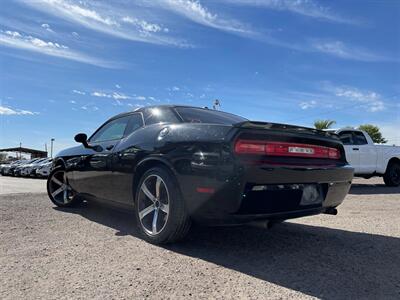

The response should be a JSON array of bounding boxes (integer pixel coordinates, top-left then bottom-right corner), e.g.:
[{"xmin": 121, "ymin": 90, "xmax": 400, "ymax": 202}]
[
  {"xmin": 352, "ymin": 148, "xmax": 359, "ymax": 151},
  {"xmin": 106, "ymin": 145, "xmax": 114, "ymax": 151}
]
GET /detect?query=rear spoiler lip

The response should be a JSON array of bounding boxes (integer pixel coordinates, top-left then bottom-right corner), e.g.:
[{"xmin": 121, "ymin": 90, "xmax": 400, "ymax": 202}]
[{"xmin": 233, "ymin": 121, "xmax": 339, "ymax": 139}]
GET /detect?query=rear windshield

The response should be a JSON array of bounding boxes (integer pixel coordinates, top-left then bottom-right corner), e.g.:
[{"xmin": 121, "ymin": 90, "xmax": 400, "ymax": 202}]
[
  {"xmin": 175, "ymin": 107, "xmax": 247, "ymax": 125},
  {"xmin": 143, "ymin": 107, "xmax": 180, "ymax": 125}
]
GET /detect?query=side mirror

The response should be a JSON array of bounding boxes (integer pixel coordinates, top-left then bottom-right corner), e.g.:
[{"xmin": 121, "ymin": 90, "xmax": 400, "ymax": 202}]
[
  {"xmin": 74, "ymin": 133, "xmax": 103, "ymax": 152},
  {"xmin": 74, "ymin": 133, "xmax": 89, "ymax": 146}
]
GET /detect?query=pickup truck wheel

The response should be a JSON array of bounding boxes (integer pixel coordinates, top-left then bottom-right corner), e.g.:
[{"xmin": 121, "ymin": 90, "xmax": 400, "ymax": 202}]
[{"xmin": 383, "ymin": 162, "xmax": 400, "ymax": 187}]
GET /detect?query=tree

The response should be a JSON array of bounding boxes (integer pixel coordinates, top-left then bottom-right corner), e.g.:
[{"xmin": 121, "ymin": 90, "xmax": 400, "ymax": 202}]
[
  {"xmin": 358, "ymin": 124, "xmax": 387, "ymax": 144},
  {"xmin": 313, "ymin": 120, "xmax": 336, "ymax": 130}
]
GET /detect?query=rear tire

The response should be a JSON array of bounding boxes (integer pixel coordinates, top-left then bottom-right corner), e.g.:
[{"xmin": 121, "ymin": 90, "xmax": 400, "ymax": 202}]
[
  {"xmin": 383, "ymin": 162, "xmax": 400, "ymax": 187},
  {"xmin": 134, "ymin": 166, "xmax": 191, "ymax": 244},
  {"xmin": 47, "ymin": 167, "xmax": 82, "ymax": 207}
]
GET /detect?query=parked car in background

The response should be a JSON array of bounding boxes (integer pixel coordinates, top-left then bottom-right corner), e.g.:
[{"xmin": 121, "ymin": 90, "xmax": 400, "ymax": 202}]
[
  {"xmin": 0, "ymin": 162, "xmax": 11, "ymax": 175},
  {"xmin": 48, "ymin": 105, "xmax": 353, "ymax": 244},
  {"xmin": 2, "ymin": 161, "xmax": 18, "ymax": 175},
  {"xmin": 20, "ymin": 158, "xmax": 50, "ymax": 177},
  {"xmin": 35, "ymin": 159, "xmax": 53, "ymax": 178},
  {"xmin": 14, "ymin": 159, "xmax": 41, "ymax": 177},
  {"xmin": 5, "ymin": 160, "xmax": 27, "ymax": 176},
  {"xmin": 1, "ymin": 158, "xmax": 52, "ymax": 178},
  {"xmin": 334, "ymin": 128, "xmax": 400, "ymax": 186}
]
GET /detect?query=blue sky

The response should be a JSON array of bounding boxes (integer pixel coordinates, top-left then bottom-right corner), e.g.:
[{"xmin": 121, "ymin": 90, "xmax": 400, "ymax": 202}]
[{"xmin": 1, "ymin": 0, "xmax": 399, "ymax": 153}]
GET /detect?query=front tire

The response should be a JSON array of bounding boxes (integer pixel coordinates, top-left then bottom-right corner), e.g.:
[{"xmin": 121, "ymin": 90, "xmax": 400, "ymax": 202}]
[
  {"xmin": 383, "ymin": 161, "xmax": 400, "ymax": 187},
  {"xmin": 47, "ymin": 167, "xmax": 82, "ymax": 207},
  {"xmin": 135, "ymin": 167, "xmax": 191, "ymax": 244}
]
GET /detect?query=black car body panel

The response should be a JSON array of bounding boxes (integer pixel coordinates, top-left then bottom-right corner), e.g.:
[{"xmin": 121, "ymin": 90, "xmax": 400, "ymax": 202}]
[{"xmin": 53, "ymin": 105, "xmax": 353, "ymax": 224}]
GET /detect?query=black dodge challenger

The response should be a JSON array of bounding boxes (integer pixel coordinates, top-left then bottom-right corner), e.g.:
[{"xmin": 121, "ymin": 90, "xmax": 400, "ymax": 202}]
[{"xmin": 48, "ymin": 105, "xmax": 354, "ymax": 244}]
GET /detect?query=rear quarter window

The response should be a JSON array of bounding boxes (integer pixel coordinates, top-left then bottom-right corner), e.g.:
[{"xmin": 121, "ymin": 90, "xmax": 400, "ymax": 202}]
[
  {"xmin": 143, "ymin": 107, "xmax": 180, "ymax": 125},
  {"xmin": 175, "ymin": 107, "xmax": 246, "ymax": 125}
]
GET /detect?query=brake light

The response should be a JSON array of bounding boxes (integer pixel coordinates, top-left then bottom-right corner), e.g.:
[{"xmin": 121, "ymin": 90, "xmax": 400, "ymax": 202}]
[{"xmin": 234, "ymin": 140, "xmax": 340, "ymax": 159}]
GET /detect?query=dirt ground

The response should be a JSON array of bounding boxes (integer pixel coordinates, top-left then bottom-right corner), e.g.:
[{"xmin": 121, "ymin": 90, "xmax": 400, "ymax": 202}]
[{"xmin": 0, "ymin": 176, "xmax": 399, "ymax": 299}]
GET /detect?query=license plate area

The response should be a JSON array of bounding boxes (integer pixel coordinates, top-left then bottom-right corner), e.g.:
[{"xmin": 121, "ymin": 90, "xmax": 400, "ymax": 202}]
[
  {"xmin": 250, "ymin": 183, "xmax": 324, "ymax": 206},
  {"xmin": 300, "ymin": 184, "xmax": 324, "ymax": 205}
]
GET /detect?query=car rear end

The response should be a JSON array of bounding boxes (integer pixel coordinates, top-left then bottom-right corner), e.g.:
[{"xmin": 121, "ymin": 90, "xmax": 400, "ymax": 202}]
[{"xmin": 188, "ymin": 121, "xmax": 353, "ymax": 223}]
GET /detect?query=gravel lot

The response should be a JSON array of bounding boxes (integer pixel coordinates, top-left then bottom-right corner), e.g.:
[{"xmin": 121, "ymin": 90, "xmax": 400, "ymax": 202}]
[{"xmin": 0, "ymin": 176, "xmax": 399, "ymax": 299}]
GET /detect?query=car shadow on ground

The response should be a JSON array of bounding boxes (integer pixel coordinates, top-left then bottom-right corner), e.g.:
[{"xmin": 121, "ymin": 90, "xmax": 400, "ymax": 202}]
[
  {"xmin": 55, "ymin": 202, "xmax": 400, "ymax": 299},
  {"xmin": 349, "ymin": 183, "xmax": 400, "ymax": 195}
]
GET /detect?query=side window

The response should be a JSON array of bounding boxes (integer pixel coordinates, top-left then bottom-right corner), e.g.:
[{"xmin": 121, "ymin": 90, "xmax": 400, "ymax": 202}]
[
  {"xmin": 124, "ymin": 113, "xmax": 144, "ymax": 136},
  {"xmin": 143, "ymin": 107, "xmax": 179, "ymax": 125},
  {"xmin": 90, "ymin": 116, "xmax": 131, "ymax": 143},
  {"xmin": 338, "ymin": 131, "xmax": 354, "ymax": 145},
  {"xmin": 353, "ymin": 131, "xmax": 368, "ymax": 145}
]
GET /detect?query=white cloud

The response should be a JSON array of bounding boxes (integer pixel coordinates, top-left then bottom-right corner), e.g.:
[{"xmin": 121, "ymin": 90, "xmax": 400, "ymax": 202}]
[
  {"xmin": 113, "ymin": 100, "xmax": 123, "ymax": 106},
  {"xmin": 299, "ymin": 100, "xmax": 317, "ymax": 110},
  {"xmin": 2, "ymin": 30, "xmax": 68, "ymax": 49},
  {"xmin": 69, "ymin": 100, "xmax": 76, "ymax": 104},
  {"xmin": 112, "ymin": 92, "xmax": 130, "ymax": 100},
  {"xmin": 0, "ymin": 105, "xmax": 37, "ymax": 115},
  {"xmin": 72, "ymin": 89, "xmax": 85, "ymax": 95},
  {"xmin": 115, "ymin": 84, "xmax": 121, "ymax": 89},
  {"xmin": 80, "ymin": 104, "xmax": 98, "ymax": 111},
  {"xmin": 122, "ymin": 16, "xmax": 167, "ymax": 35},
  {"xmin": 172, "ymin": 86, "xmax": 180, "ymax": 91},
  {"xmin": 0, "ymin": 30, "xmax": 114, "ymax": 67},
  {"xmin": 225, "ymin": 0, "xmax": 359, "ymax": 24},
  {"xmin": 91, "ymin": 91, "xmax": 108, "ymax": 98},
  {"xmin": 91, "ymin": 91, "xmax": 131, "ymax": 100},
  {"xmin": 128, "ymin": 103, "xmax": 144, "ymax": 109},
  {"xmin": 311, "ymin": 40, "xmax": 390, "ymax": 62},
  {"xmin": 334, "ymin": 86, "xmax": 385, "ymax": 112},
  {"xmin": 41, "ymin": 23, "xmax": 54, "ymax": 32},
  {"xmin": 156, "ymin": 0, "xmax": 254, "ymax": 36},
  {"xmin": 259, "ymin": 38, "xmax": 395, "ymax": 62},
  {"xmin": 22, "ymin": 0, "xmax": 188, "ymax": 47},
  {"xmin": 134, "ymin": 96, "xmax": 146, "ymax": 100}
]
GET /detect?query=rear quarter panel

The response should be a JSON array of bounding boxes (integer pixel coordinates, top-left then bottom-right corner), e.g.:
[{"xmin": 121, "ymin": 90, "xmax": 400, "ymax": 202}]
[{"xmin": 111, "ymin": 123, "xmax": 235, "ymax": 206}]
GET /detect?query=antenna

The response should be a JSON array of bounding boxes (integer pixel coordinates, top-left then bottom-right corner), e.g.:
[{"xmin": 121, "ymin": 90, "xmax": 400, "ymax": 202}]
[{"xmin": 213, "ymin": 99, "xmax": 221, "ymax": 110}]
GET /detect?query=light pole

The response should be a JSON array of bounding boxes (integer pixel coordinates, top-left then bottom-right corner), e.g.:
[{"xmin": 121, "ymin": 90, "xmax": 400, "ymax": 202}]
[{"xmin": 50, "ymin": 138, "xmax": 55, "ymax": 158}]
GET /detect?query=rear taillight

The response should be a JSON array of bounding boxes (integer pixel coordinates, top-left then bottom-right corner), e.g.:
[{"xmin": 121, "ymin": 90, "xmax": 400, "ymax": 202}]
[{"xmin": 234, "ymin": 140, "xmax": 340, "ymax": 159}]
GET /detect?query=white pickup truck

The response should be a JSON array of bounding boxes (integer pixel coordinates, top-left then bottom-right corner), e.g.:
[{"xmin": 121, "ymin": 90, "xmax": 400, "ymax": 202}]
[{"xmin": 333, "ymin": 128, "xmax": 400, "ymax": 186}]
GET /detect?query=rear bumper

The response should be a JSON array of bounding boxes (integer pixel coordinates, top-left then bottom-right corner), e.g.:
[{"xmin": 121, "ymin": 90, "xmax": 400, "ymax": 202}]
[{"xmin": 179, "ymin": 163, "xmax": 353, "ymax": 224}]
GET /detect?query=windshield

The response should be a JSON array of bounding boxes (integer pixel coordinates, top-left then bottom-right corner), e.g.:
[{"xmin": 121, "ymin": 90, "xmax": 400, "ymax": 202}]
[{"xmin": 175, "ymin": 107, "xmax": 247, "ymax": 125}]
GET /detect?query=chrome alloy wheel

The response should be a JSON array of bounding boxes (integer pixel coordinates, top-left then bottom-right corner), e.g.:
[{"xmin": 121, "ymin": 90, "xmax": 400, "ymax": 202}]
[
  {"xmin": 48, "ymin": 170, "xmax": 74, "ymax": 204},
  {"xmin": 138, "ymin": 175, "xmax": 170, "ymax": 236}
]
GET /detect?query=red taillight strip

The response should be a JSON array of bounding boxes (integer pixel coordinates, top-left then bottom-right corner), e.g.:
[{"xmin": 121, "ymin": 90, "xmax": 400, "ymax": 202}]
[{"xmin": 234, "ymin": 139, "xmax": 340, "ymax": 159}]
